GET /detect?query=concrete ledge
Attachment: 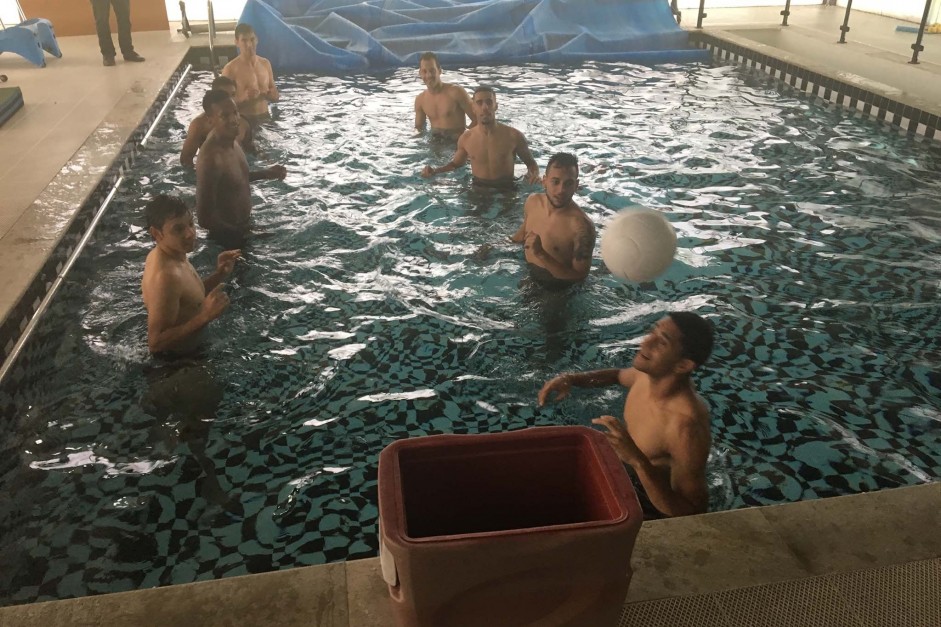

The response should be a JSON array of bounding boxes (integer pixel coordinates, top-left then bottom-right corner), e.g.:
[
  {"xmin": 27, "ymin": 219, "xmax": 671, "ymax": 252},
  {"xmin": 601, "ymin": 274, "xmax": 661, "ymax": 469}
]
[{"xmin": 2, "ymin": 483, "xmax": 937, "ymax": 626}]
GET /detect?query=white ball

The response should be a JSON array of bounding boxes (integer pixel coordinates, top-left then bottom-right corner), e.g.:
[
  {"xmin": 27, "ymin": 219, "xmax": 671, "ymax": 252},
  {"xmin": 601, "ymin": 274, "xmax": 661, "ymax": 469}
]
[{"xmin": 600, "ymin": 208, "xmax": 677, "ymax": 282}]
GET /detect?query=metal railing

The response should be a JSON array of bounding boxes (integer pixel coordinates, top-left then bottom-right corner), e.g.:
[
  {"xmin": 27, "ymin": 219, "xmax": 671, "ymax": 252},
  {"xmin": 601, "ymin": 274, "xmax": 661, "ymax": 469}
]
[
  {"xmin": 177, "ymin": 1, "xmax": 221, "ymax": 73},
  {"xmin": 910, "ymin": 0, "xmax": 934, "ymax": 64},
  {"xmin": 689, "ymin": 0, "xmax": 937, "ymax": 63},
  {"xmin": 208, "ymin": 0, "xmax": 218, "ymax": 75}
]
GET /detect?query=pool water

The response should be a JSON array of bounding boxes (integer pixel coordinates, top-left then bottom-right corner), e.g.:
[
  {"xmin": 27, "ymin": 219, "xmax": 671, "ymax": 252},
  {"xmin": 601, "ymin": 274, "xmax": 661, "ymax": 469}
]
[{"xmin": 2, "ymin": 61, "xmax": 940, "ymax": 605}]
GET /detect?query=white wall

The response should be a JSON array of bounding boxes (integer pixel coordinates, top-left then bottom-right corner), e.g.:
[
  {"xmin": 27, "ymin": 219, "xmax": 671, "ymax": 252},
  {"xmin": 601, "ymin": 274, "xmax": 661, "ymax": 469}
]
[
  {"xmin": 164, "ymin": 0, "xmax": 248, "ymax": 22},
  {"xmin": 836, "ymin": 0, "xmax": 938, "ymax": 24},
  {"xmin": 0, "ymin": 0, "xmax": 21, "ymax": 27},
  {"xmin": 676, "ymin": 0, "xmax": 819, "ymax": 8}
]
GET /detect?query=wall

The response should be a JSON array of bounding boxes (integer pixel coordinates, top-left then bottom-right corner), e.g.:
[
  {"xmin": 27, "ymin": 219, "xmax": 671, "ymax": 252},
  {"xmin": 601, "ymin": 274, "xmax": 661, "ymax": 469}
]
[
  {"xmin": 12, "ymin": 1, "xmax": 169, "ymax": 36},
  {"xmin": 164, "ymin": 0, "xmax": 248, "ymax": 22},
  {"xmin": 837, "ymin": 0, "xmax": 937, "ymax": 23}
]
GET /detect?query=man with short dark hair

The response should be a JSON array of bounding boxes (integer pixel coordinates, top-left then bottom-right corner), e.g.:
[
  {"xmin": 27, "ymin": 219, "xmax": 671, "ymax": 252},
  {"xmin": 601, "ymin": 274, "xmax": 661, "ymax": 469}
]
[
  {"xmin": 181, "ymin": 76, "xmax": 254, "ymax": 168},
  {"xmin": 420, "ymin": 86, "xmax": 539, "ymax": 188},
  {"xmin": 511, "ymin": 152, "xmax": 595, "ymax": 285},
  {"xmin": 221, "ymin": 23, "xmax": 279, "ymax": 120},
  {"xmin": 414, "ymin": 52, "xmax": 477, "ymax": 138},
  {"xmin": 195, "ymin": 90, "xmax": 286, "ymax": 246},
  {"xmin": 90, "ymin": 0, "xmax": 144, "ymax": 66},
  {"xmin": 538, "ymin": 312, "xmax": 716, "ymax": 519},
  {"xmin": 141, "ymin": 195, "xmax": 239, "ymax": 356}
]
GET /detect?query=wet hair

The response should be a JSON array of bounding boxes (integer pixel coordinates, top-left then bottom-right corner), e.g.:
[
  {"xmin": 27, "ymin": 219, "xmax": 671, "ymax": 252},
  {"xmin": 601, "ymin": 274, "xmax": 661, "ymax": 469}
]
[
  {"xmin": 473, "ymin": 85, "xmax": 496, "ymax": 98},
  {"xmin": 419, "ymin": 51, "xmax": 439, "ymax": 68},
  {"xmin": 202, "ymin": 89, "xmax": 233, "ymax": 115},
  {"xmin": 667, "ymin": 312, "xmax": 715, "ymax": 368},
  {"xmin": 546, "ymin": 152, "xmax": 578, "ymax": 175},
  {"xmin": 145, "ymin": 194, "xmax": 189, "ymax": 230},
  {"xmin": 234, "ymin": 23, "xmax": 255, "ymax": 38},
  {"xmin": 211, "ymin": 75, "xmax": 236, "ymax": 91}
]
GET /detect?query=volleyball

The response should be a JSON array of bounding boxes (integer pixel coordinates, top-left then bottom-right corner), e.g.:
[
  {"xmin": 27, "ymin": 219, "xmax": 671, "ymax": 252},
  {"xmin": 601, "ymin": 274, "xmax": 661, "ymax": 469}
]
[{"xmin": 600, "ymin": 208, "xmax": 677, "ymax": 282}]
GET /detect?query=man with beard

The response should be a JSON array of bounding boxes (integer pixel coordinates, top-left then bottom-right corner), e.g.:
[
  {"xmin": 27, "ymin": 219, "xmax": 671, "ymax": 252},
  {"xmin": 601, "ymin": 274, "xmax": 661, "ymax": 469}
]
[
  {"xmin": 414, "ymin": 52, "xmax": 477, "ymax": 138},
  {"xmin": 510, "ymin": 152, "xmax": 595, "ymax": 285},
  {"xmin": 420, "ymin": 86, "xmax": 539, "ymax": 189},
  {"xmin": 538, "ymin": 312, "xmax": 715, "ymax": 519},
  {"xmin": 196, "ymin": 90, "xmax": 286, "ymax": 247},
  {"xmin": 221, "ymin": 23, "xmax": 279, "ymax": 121}
]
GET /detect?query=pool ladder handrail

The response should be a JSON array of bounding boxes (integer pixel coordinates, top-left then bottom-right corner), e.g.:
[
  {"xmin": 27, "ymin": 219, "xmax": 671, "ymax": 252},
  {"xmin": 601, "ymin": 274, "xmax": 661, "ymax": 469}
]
[{"xmin": 208, "ymin": 0, "xmax": 218, "ymax": 75}]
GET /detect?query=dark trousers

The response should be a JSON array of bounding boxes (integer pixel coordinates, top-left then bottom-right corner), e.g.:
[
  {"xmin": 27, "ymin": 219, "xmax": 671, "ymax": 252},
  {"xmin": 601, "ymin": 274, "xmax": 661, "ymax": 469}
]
[{"xmin": 90, "ymin": 0, "xmax": 135, "ymax": 58}]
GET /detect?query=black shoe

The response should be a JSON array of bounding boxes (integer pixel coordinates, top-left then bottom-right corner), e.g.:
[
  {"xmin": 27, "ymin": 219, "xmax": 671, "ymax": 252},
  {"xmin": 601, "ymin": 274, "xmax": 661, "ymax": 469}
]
[
  {"xmin": 123, "ymin": 52, "xmax": 145, "ymax": 63},
  {"xmin": 103, "ymin": 56, "xmax": 116, "ymax": 66}
]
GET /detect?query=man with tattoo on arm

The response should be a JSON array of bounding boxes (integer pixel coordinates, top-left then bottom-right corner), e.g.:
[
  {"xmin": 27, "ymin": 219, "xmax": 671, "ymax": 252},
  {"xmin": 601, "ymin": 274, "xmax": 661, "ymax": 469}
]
[
  {"xmin": 538, "ymin": 313, "xmax": 715, "ymax": 519},
  {"xmin": 510, "ymin": 152, "xmax": 595, "ymax": 286}
]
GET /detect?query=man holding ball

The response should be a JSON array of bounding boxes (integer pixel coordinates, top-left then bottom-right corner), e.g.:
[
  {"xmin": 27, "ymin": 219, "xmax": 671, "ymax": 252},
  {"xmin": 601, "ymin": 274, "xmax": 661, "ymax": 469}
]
[
  {"xmin": 538, "ymin": 312, "xmax": 715, "ymax": 519},
  {"xmin": 511, "ymin": 152, "xmax": 595, "ymax": 285}
]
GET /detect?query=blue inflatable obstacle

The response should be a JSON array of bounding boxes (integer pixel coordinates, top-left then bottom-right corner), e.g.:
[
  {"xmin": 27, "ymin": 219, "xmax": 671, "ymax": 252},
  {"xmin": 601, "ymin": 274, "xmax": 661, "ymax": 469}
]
[
  {"xmin": 0, "ymin": 18, "xmax": 63, "ymax": 68},
  {"xmin": 238, "ymin": 0, "xmax": 710, "ymax": 73}
]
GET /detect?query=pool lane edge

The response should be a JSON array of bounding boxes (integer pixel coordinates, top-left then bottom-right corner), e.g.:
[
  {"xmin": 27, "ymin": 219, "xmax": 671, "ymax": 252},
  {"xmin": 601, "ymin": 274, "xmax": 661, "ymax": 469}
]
[
  {"xmin": 0, "ymin": 46, "xmax": 239, "ymax": 386},
  {"xmin": 689, "ymin": 29, "xmax": 941, "ymax": 141}
]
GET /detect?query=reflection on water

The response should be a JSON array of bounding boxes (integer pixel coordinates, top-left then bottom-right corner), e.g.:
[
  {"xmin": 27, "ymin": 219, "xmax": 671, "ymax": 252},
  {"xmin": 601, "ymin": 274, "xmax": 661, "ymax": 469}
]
[{"xmin": 1, "ymin": 62, "xmax": 941, "ymax": 604}]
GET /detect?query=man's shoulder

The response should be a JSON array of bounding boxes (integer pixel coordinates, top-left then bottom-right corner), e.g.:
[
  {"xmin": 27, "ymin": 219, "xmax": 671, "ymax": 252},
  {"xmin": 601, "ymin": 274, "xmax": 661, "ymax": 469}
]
[
  {"xmin": 197, "ymin": 136, "xmax": 226, "ymax": 158},
  {"xmin": 188, "ymin": 114, "xmax": 210, "ymax": 132},
  {"xmin": 523, "ymin": 192, "xmax": 544, "ymax": 210},
  {"xmin": 144, "ymin": 250, "xmax": 183, "ymax": 284},
  {"xmin": 568, "ymin": 204, "xmax": 593, "ymax": 226},
  {"xmin": 668, "ymin": 392, "xmax": 710, "ymax": 432},
  {"xmin": 443, "ymin": 82, "xmax": 467, "ymax": 96},
  {"xmin": 498, "ymin": 122, "xmax": 525, "ymax": 141}
]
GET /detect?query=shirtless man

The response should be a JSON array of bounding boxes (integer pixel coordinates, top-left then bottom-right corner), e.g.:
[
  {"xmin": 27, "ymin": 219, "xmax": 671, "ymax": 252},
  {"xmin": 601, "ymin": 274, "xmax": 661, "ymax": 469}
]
[
  {"xmin": 510, "ymin": 152, "xmax": 595, "ymax": 284},
  {"xmin": 141, "ymin": 194, "xmax": 239, "ymax": 355},
  {"xmin": 196, "ymin": 90, "xmax": 286, "ymax": 246},
  {"xmin": 180, "ymin": 75, "xmax": 253, "ymax": 168},
  {"xmin": 221, "ymin": 23, "xmax": 279, "ymax": 120},
  {"xmin": 538, "ymin": 312, "xmax": 715, "ymax": 519},
  {"xmin": 414, "ymin": 52, "xmax": 477, "ymax": 138},
  {"xmin": 420, "ymin": 86, "xmax": 539, "ymax": 188}
]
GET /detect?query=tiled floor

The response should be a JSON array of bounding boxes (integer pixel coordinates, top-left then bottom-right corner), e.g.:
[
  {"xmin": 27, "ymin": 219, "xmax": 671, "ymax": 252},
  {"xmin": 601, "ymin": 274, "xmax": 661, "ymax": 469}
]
[
  {"xmin": 1, "ymin": 484, "xmax": 938, "ymax": 626},
  {"xmin": 0, "ymin": 30, "xmax": 193, "ymax": 325},
  {"xmin": 1, "ymin": 5, "xmax": 940, "ymax": 626}
]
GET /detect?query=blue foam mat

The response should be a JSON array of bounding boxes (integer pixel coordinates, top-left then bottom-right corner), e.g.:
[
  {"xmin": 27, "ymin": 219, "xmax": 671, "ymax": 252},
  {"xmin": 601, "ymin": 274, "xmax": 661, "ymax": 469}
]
[{"xmin": 238, "ymin": 0, "xmax": 710, "ymax": 73}]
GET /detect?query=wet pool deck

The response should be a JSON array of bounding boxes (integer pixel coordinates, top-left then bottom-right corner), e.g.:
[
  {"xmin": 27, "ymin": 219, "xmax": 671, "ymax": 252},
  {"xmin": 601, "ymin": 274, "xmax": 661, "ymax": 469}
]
[{"xmin": 0, "ymin": 5, "xmax": 939, "ymax": 625}]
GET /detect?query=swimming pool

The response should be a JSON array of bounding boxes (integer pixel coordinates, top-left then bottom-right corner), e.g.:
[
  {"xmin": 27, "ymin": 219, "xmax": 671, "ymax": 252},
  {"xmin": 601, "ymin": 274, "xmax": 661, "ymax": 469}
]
[{"xmin": 1, "ymin": 60, "xmax": 940, "ymax": 605}]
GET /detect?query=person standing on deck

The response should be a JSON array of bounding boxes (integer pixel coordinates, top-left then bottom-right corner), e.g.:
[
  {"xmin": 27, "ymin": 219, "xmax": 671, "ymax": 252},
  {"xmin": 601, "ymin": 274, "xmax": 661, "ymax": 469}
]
[{"xmin": 90, "ymin": 0, "xmax": 145, "ymax": 66}]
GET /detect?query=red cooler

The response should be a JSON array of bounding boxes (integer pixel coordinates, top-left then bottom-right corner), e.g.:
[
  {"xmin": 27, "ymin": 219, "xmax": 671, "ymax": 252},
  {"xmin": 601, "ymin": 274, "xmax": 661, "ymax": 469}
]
[{"xmin": 377, "ymin": 426, "xmax": 642, "ymax": 627}]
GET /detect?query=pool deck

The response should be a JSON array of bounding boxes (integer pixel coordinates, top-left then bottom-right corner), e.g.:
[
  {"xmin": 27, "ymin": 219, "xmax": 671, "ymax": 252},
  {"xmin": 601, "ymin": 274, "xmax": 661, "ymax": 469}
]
[{"xmin": 1, "ymin": 5, "xmax": 940, "ymax": 625}]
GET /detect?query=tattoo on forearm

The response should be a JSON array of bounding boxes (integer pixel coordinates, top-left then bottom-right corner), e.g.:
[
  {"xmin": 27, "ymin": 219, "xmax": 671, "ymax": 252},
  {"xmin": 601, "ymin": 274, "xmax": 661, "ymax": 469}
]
[{"xmin": 573, "ymin": 227, "xmax": 596, "ymax": 261}]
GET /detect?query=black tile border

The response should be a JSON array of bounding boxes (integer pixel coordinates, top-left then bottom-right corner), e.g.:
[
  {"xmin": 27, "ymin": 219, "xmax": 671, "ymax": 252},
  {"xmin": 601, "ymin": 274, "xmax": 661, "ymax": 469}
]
[
  {"xmin": 688, "ymin": 31, "xmax": 940, "ymax": 142},
  {"xmin": 0, "ymin": 63, "xmax": 194, "ymax": 372}
]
